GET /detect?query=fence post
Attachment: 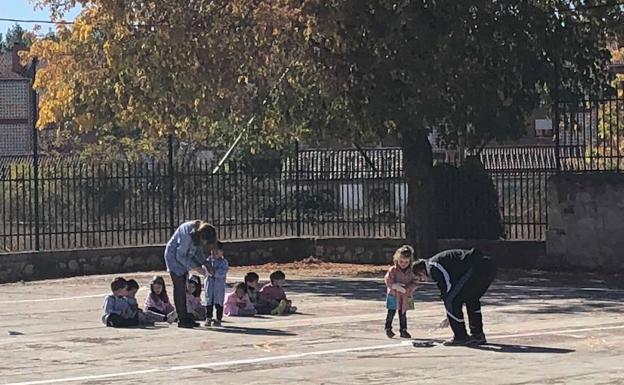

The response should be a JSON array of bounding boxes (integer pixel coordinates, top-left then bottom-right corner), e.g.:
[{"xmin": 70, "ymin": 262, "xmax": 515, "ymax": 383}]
[
  {"xmin": 167, "ymin": 134, "xmax": 175, "ymax": 234},
  {"xmin": 31, "ymin": 59, "xmax": 40, "ymax": 251},
  {"xmin": 295, "ymin": 140, "xmax": 301, "ymax": 237},
  {"xmin": 553, "ymin": 62, "xmax": 561, "ymax": 172}
]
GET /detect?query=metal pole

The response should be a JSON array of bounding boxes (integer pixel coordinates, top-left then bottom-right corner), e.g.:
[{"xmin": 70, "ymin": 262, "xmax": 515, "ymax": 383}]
[
  {"xmin": 167, "ymin": 134, "xmax": 175, "ymax": 233},
  {"xmin": 31, "ymin": 58, "xmax": 40, "ymax": 251},
  {"xmin": 212, "ymin": 68, "xmax": 291, "ymax": 174},
  {"xmin": 554, "ymin": 62, "xmax": 561, "ymax": 172},
  {"xmin": 295, "ymin": 140, "xmax": 301, "ymax": 237}
]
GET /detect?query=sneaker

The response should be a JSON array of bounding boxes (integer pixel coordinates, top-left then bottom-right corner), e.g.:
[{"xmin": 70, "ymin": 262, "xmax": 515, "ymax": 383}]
[
  {"xmin": 443, "ymin": 336, "xmax": 470, "ymax": 346},
  {"xmin": 385, "ymin": 328, "xmax": 395, "ymax": 338},
  {"xmin": 289, "ymin": 306, "xmax": 298, "ymax": 313},
  {"xmin": 271, "ymin": 300, "xmax": 288, "ymax": 315},
  {"xmin": 205, "ymin": 319, "xmax": 213, "ymax": 327},
  {"xmin": 399, "ymin": 329, "xmax": 412, "ymax": 339},
  {"xmin": 213, "ymin": 320, "xmax": 222, "ymax": 327},
  {"xmin": 177, "ymin": 321, "xmax": 196, "ymax": 329},
  {"xmin": 469, "ymin": 333, "xmax": 487, "ymax": 345},
  {"xmin": 166, "ymin": 311, "xmax": 178, "ymax": 324}
]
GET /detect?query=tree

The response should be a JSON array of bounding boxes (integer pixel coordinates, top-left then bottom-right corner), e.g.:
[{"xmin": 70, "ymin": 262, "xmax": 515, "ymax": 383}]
[
  {"xmin": 0, "ymin": 33, "xmax": 5, "ymax": 52},
  {"xmin": 27, "ymin": 0, "xmax": 322, "ymax": 162},
  {"xmin": 309, "ymin": 1, "xmax": 618, "ymax": 256},
  {"xmin": 27, "ymin": 1, "xmax": 620, "ymax": 256},
  {"xmin": 4, "ymin": 24, "xmax": 31, "ymax": 49}
]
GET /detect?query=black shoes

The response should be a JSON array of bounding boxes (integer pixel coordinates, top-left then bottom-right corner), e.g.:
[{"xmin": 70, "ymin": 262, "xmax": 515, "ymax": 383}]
[
  {"xmin": 385, "ymin": 328, "xmax": 396, "ymax": 338},
  {"xmin": 399, "ymin": 329, "xmax": 412, "ymax": 339}
]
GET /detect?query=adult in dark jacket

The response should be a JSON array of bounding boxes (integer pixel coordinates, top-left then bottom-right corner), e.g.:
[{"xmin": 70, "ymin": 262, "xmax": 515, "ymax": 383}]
[{"xmin": 412, "ymin": 248, "xmax": 496, "ymax": 345}]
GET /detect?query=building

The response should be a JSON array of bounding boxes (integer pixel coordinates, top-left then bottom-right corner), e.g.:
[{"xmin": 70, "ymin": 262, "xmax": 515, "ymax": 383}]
[{"xmin": 0, "ymin": 47, "xmax": 33, "ymax": 157}]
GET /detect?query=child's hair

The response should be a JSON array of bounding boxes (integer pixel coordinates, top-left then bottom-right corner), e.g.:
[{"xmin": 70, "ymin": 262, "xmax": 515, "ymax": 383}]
[
  {"xmin": 126, "ymin": 279, "xmax": 139, "ymax": 291},
  {"xmin": 412, "ymin": 259, "xmax": 427, "ymax": 275},
  {"xmin": 269, "ymin": 270, "xmax": 286, "ymax": 283},
  {"xmin": 190, "ymin": 221, "xmax": 218, "ymax": 245},
  {"xmin": 188, "ymin": 275, "xmax": 202, "ymax": 297},
  {"xmin": 234, "ymin": 282, "xmax": 247, "ymax": 293},
  {"xmin": 149, "ymin": 276, "xmax": 170, "ymax": 303},
  {"xmin": 393, "ymin": 245, "xmax": 415, "ymax": 264},
  {"xmin": 244, "ymin": 272, "xmax": 259, "ymax": 284},
  {"xmin": 110, "ymin": 277, "xmax": 127, "ymax": 292},
  {"xmin": 216, "ymin": 241, "xmax": 224, "ymax": 251}
]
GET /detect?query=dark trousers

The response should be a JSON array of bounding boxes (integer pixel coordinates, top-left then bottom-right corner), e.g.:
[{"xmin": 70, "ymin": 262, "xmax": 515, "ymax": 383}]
[
  {"xmin": 207, "ymin": 304, "xmax": 224, "ymax": 321},
  {"xmin": 446, "ymin": 257, "xmax": 496, "ymax": 338},
  {"xmin": 170, "ymin": 272, "xmax": 191, "ymax": 323},
  {"xmin": 105, "ymin": 313, "xmax": 139, "ymax": 328},
  {"xmin": 385, "ymin": 309, "xmax": 407, "ymax": 330}
]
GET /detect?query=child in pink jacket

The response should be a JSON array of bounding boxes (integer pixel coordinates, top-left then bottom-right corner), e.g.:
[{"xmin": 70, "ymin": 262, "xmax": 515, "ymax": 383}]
[
  {"xmin": 384, "ymin": 245, "xmax": 419, "ymax": 339},
  {"xmin": 224, "ymin": 283, "xmax": 257, "ymax": 316},
  {"xmin": 186, "ymin": 275, "xmax": 206, "ymax": 320}
]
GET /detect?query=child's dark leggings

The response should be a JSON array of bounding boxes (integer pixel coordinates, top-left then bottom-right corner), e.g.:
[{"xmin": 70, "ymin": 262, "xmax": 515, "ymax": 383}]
[
  {"xmin": 385, "ymin": 309, "xmax": 407, "ymax": 330},
  {"xmin": 206, "ymin": 304, "xmax": 223, "ymax": 321},
  {"xmin": 105, "ymin": 314, "xmax": 139, "ymax": 328}
]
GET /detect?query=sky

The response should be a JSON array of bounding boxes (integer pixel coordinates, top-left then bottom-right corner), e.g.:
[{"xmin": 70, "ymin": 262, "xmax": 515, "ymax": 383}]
[{"xmin": 1, "ymin": 0, "xmax": 82, "ymax": 37}]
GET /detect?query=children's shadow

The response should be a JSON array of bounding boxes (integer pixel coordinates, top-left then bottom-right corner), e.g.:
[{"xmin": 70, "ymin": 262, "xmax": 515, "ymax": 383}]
[
  {"xmin": 468, "ymin": 343, "xmax": 575, "ymax": 354},
  {"xmin": 207, "ymin": 326, "xmax": 296, "ymax": 337}
]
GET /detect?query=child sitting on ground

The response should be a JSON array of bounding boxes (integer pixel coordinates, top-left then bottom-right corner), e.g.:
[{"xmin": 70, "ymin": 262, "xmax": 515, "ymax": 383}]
[
  {"xmin": 244, "ymin": 272, "xmax": 260, "ymax": 305},
  {"xmin": 258, "ymin": 270, "xmax": 297, "ymax": 315},
  {"xmin": 204, "ymin": 242, "xmax": 229, "ymax": 327},
  {"xmin": 224, "ymin": 282, "xmax": 257, "ymax": 317},
  {"xmin": 102, "ymin": 277, "xmax": 139, "ymax": 328},
  {"xmin": 186, "ymin": 275, "xmax": 206, "ymax": 320},
  {"xmin": 384, "ymin": 245, "xmax": 419, "ymax": 339},
  {"xmin": 125, "ymin": 279, "xmax": 173, "ymax": 325},
  {"xmin": 144, "ymin": 276, "xmax": 177, "ymax": 323}
]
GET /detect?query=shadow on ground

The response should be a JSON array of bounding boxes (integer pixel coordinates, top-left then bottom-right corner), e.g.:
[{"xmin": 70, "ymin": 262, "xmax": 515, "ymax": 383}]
[
  {"xmin": 202, "ymin": 325, "xmax": 296, "ymax": 336},
  {"xmin": 410, "ymin": 338, "xmax": 574, "ymax": 354},
  {"xmin": 281, "ymin": 276, "xmax": 624, "ymax": 315}
]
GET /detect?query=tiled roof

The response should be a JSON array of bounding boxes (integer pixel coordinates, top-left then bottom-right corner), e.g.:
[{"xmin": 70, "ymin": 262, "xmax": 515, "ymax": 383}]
[{"xmin": 479, "ymin": 146, "xmax": 557, "ymax": 170}]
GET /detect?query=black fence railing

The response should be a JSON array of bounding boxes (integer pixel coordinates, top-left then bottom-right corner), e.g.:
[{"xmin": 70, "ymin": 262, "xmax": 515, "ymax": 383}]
[
  {"xmin": 1, "ymin": 145, "xmax": 557, "ymax": 253},
  {"xmin": 557, "ymin": 96, "xmax": 624, "ymax": 171}
]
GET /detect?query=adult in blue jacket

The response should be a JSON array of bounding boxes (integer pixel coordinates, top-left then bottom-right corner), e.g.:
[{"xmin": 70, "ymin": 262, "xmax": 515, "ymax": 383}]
[
  {"xmin": 165, "ymin": 220, "xmax": 218, "ymax": 328},
  {"xmin": 412, "ymin": 248, "xmax": 496, "ymax": 345}
]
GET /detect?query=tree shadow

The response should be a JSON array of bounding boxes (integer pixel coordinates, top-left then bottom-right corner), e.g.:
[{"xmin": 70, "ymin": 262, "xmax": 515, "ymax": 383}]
[
  {"xmin": 282, "ymin": 275, "xmax": 624, "ymax": 315},
  {"xmin": 202, "ymin": 325, "xmax": 296, "ymax": 336}
]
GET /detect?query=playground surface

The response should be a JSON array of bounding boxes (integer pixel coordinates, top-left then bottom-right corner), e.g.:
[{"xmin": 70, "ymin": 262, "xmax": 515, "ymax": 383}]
[{"xmin": 1, "ymin": 263, "xmax": 624, "ymax": 385}]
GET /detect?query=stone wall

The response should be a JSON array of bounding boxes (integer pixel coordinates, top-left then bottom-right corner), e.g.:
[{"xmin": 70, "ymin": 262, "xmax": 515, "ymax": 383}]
[
  {"xmin": 0, "ymin": 237, "xmax": 545, "ymax": 283},
  {"xmin": 547, "ymin": 172, "xmax": 624, "ymax": 272}
]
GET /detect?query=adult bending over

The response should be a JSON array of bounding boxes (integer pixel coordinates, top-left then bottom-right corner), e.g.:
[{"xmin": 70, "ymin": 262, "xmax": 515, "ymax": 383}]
[
  {"xmin": 165, "ymin": 220, "xmax": 218, "ymax": 328},
  {"xmin": 412, "ymin": 248, "xmax": 496, "ymax": 345}
]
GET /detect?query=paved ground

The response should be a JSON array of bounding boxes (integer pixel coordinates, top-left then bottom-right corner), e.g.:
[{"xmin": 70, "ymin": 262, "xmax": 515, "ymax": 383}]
[{"xmin": 1, "ymin": 264, "xmax": 624, "ymax": 385}]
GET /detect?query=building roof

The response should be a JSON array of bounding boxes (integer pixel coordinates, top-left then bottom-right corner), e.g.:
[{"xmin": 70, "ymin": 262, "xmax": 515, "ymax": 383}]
[{"xmin": 479, "ymin": 146, "xmax": 557, "ymax": 170}]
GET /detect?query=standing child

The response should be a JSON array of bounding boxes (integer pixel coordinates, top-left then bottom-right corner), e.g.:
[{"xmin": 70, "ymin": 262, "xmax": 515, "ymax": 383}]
[
  {"xmin": 186, "ymin": 275, "xmax": 206, "ymax": 321},
  {"xmin": 384, "ymin": 245, "xmax": 419, "ymax": 339},
  {"xmin": 244, "ymin": 272, "xmax": 260, "ymax": 305},
  {"xmin": 125, "ymin": 279, "xmax": 173, "ymax": 325},
  {"xmin": 258, "ymin": 270, "xmax": 297, "ymax": 315},
  {"xmin": 204, "ymin": 242, "xmax": 229, "ymax": 327},
  {"xmin": 144, "ymin": 276, "xmax": 177, "ymax": 323},
  {"xmin": 102, "ymin": 277, "xmax": 139, "ymax": 328},
  {"xmin": 224, "ymin": 283, "xmax": 257, "ymax": 316}
]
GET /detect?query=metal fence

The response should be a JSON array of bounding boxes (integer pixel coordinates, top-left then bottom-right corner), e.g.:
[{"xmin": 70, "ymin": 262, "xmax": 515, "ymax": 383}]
[
  {"xmin": 0, "ymin": 144, "xmax": 558, "ymax": 253},
  {"xmin": 557, "ymin": 95, "xmax": 624, "ymax": 171}
]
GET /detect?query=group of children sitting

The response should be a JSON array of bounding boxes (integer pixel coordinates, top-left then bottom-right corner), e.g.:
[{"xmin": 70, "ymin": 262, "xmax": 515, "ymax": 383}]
[{"xmin": 102, "ymin": 270, "xmax": 297, "ymax": 328}]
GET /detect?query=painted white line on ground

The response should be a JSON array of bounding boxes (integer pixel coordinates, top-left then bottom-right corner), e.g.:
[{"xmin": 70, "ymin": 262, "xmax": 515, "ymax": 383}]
[
  {"xmin": 3, "ymin": 341, "xmax": 413, "ymax": 385},
  {"xmin": 0, "ymin": 287, "xmax": 147, "ymax": 304},
  {"xmin": 5, "ymin": 323, "xmax": 624, "ymax": 385}
]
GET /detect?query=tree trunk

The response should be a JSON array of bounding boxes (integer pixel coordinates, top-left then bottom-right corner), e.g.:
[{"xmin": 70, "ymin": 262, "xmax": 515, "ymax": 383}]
[{"xmin": 402, "ymin": 130, "xmax": 438, "ymax": 259}]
